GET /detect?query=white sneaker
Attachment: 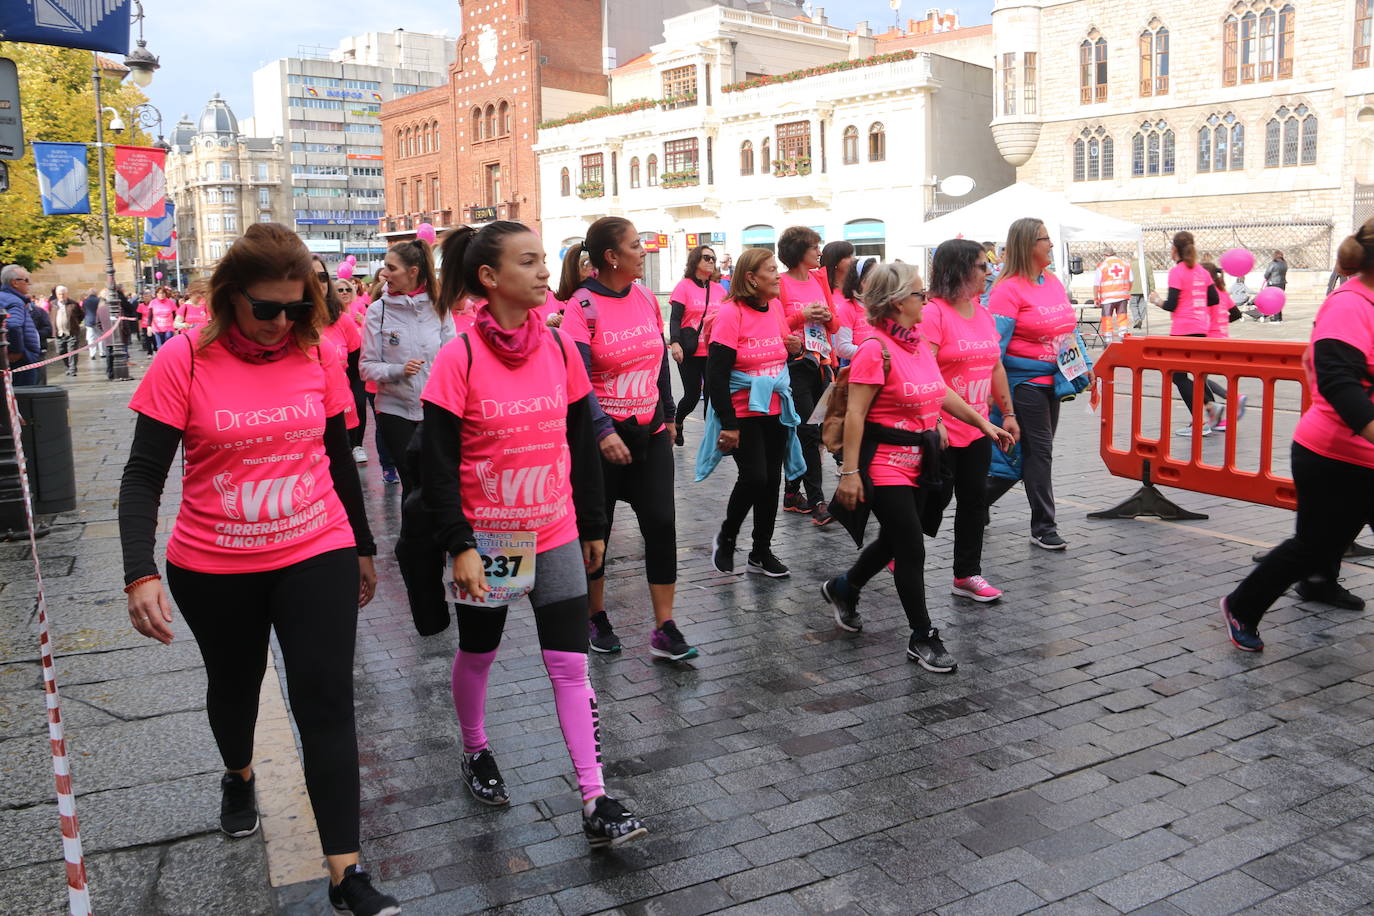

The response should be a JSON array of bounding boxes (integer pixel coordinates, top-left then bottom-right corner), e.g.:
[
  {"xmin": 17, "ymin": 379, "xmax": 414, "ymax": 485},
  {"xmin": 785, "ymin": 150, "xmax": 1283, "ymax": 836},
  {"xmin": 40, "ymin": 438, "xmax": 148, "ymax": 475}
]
[{"xmin": 351, "ymin": 446, "xmax": 368, "ymax": 464}]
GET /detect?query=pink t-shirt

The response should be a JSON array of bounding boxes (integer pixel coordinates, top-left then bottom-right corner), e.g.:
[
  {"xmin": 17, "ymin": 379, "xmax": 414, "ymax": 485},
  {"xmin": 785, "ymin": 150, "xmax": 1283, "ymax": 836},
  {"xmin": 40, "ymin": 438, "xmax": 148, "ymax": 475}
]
[
  {"xmin": 179, "ymin": 301, "xmax": 209, "ymax": 332},
  {"xmin": 562, "ymin": 284, "xmax": 665, "ymax": 426},
  {"xmin": 320, "ymin": 318, "xmax": 362, "ymax": 429},
  {"xmin": 149, "ymin": 298, "xmax": 177, "ymax": 333},
  {"xmin": 128, "ymin": 332, "xmax": 356, "ymax": 574},
  {"xmin": 420, "ymin": 326, "xmax": 593, "ymax": 553},
  {"xmin": 848, "ymin": 329, "xmax": 946, "ymax": 486},
  {"xmin": 990, "ymin": 273, "xmax": 1075, "ymax": 386},
  {"xmin": 670, "ymin": 278, "xmax": 725, "ymax": 358},
  {"xmin": 1294, "ymin": 282, "xmax": 1374, "ymax": 469},
  {"xmin": 1168, "ymin": 263, "xmax": 1214, "ymax": 337},
  {"xmin": 778, "ymin": 272, "xmax": 831, "ymax": 362},
  {"xmin": 1208, "ymin": 289, "xmax": 1234, "ymax": 339},
  {"xmin": 710, "ymin": 298, "xmax": 789, "ymax": 417},
  {"xmin": 921, "ymin": 298, "xmax": 1001, "ymax": 448},
  {"xmin": 532, "ymin": 289, "xmax": 562, "ymax": 324}
]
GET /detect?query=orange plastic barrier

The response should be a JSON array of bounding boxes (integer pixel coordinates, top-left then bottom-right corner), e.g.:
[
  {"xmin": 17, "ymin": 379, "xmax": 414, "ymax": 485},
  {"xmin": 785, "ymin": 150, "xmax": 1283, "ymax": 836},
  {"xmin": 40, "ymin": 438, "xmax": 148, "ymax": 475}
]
[{"xmin": 1092, "ymin": 336, "xmax": 1309, "ymax": 517}]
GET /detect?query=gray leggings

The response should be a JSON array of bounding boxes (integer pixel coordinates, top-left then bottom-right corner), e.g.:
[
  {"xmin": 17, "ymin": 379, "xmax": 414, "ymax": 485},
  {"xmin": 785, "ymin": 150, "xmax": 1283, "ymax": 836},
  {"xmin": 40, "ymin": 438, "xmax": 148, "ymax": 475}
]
[{"xmin": 455, "ymin": 539, "xmax": 590, "ymax": 654}]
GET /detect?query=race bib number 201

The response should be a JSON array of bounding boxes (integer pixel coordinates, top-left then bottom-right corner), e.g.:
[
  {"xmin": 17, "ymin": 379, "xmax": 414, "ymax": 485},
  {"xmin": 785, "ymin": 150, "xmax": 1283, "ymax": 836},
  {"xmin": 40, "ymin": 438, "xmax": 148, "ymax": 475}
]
[
  {"xmin": 450, "ymin": 530, "xmax": 537, "ymax": 606},
  {"xmin": 1056, "ymin": 334, "xmax": 1088, "ymax": 381}
]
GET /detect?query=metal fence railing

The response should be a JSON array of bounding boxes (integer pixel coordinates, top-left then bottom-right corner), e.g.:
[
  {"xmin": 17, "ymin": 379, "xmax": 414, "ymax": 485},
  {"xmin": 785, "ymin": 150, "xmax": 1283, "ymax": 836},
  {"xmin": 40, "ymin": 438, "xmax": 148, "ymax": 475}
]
[{"xmin": 1069, "ymin": 219, "xmax": 1333, "ymax": 271}]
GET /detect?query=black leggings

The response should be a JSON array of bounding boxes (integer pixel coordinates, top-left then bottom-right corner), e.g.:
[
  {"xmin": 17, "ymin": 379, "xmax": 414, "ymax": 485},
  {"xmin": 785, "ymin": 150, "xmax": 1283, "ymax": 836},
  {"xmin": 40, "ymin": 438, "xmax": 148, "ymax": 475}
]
[
  {"xmin": 348, "ymin": 377, "xmax": 368, "ymax": 450},
  {"xmin": 846, "ymin": 485, "xmax": 931, "ymax": 633},
  {"xmin": 166, "ymin": 548, "xmax": 361, "ymax": 856},
  {"xmin": 675, "ymin": 355, "xmax": 707, "ymax": 423},
  {"xmin": 590, "ymin": 429, "xmax": 677, "ymax": 585},
  {"xmin": 1172, "ymin": 333, "xmax": 1220, "ymax": 411},
  {"xmin": 723, "ymin": 414, "xmax": 788, "ymax": 555},
  {"xmin": 1229, "ymin": 443, "xmax": 1374, "ymax": 626},
  {"xmin": 783, "ymin": 358, "xmax": 827, "ymax": 504},
  {"xmin": 927, "ymin": 437, "xmax": 992, "ymax": 579},
  {"xmin": 376, "ymin": 412, "xmax": 419, "ymax": 497}
]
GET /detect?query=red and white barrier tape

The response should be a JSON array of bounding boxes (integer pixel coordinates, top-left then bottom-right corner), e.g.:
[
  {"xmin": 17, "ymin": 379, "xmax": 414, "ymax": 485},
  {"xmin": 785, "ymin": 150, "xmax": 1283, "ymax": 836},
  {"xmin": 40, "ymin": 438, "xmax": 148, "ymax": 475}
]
[
  {"xmin": 6, "ymin": 316, "xmax": 138, "ymax": 375},
  {"xmin": 1, "ymin": 371, "xmax": 93, "ymax": 915}
]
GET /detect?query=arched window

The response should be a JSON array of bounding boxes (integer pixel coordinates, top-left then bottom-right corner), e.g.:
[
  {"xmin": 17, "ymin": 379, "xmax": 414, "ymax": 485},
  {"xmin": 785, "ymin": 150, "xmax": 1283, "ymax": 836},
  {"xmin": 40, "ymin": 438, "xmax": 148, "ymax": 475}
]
[
  {"xmin": 1225, "ymin": 5, "xmax": 1295, "ymax": 85},
  {"xmin": 1265, "ymin": 104, "xmax": 1317, "ymax": 167},
  {"xmin": 1197, "ymin": 112, "xmax": 1244, "ymax": 173},
  {"xmin": 761, "ymin": 138, "xmax": 771, "ymax": 174},
  {"xmin": 842, "ymin": 126, "xmax": 858, "ymax": 164},
  {"xmin": 1131, "ymin": 119, "xmax": 1174, "ymax": 177},
  {"xmin": 560, "ymin": 167, "xmax": 570, "ymax": 197},
  {"xmin": 1079, "ymin": 34, "xmax": 1108, "ymax": 104},
  {"xmin": 396, "ymin": 130, "xmax": 404, "ymax": 158},
  {"xmin": 432, "ymin": 121, "xmax": 441, "ymax": 152},
  {"xmin": 647, "ymin": 154, "xmax": 658, "ymax": 186},
  {"xmin": 742, "ymin": 224, "xmax": 776, "ymax": 253},
  {"xmin": 1139, "ymin": 23, "xmax": 1169, "ymax": 96},
  {"xmin": 740, "ymin": 141, "xmax": 754, "ymax": 176},
  {"xmin": 485, "ymin": 105, "xmax": 497, "ymax": 139},
  {"xmin": 630, "ymin": 157, "xmax": 641, "ymax": 188},
  {"xmin": 423, "ymin": 127, "xmax": 431, "ymax": 153},
  {"xmin": 472, "ymin": 107, "xmax": 483, "ymax": 141},
  {"xmin": 499, "ymin": 101, "xmax": 510, "ymax": 136},
  {"xmin": 1072, "ymin": 126, "xmax": 1114, "ymax": 181},
  {"xmin": 868, "ymin": 123, "xmax": 886, "ymax": 162}
]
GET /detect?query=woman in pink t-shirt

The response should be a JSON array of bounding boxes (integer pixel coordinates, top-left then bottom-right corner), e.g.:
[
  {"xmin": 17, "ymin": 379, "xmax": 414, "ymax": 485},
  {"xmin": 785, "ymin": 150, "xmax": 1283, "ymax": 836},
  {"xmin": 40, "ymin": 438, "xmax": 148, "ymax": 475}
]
[
  {"xmin": 823, "ymin": 262, "xmax": 1012, "ymax": 668},
  {"xmin": 1159, "ymin": 231, "xmax": 1223, "ymax": 435},
  {"xmin": 564, "ymin": 217, "xmax": 690, "ymax": 660},
  {"xmin": 922, "ymin": 240, "xmax": 1020, "ymax": 603},
  {"xmin": 117, "ymin": 223, "xmax": 399, "ymax": 913},
  {"xmin": 419, "ymin": 219, "xmax": 648, "ymax": 848},
  {"xmin": 821, "ymin": 241, "xmax": 860, "ymax": 365},
  {"xmin": 1200, "ymin": 261, "xmax": 1249, "ymax": 433},
  {"xmin": 148, "ymin": 287, "xmax": 178, "ymax": 349},
  {"xmin": 668, "ymin": 244, "xmax": 726, "ymax": 446},
  {"xmin": 987, "ymin": 217, "xmax": 1083, "ymax": 551},
  {"xmin": 1222, "ymin": 223, "xmax": 1374, "ymax": 652},
  {"xmin": 331, "ymin": 274, "xmax": 371, "ymax": 462}
]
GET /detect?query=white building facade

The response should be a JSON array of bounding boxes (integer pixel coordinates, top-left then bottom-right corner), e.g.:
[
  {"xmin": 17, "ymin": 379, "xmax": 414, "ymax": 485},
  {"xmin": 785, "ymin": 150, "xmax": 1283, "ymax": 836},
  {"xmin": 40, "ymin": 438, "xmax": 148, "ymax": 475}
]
[{"xmin": 536, "ymin": 7, "xmax": 1013, "ymax": 292}]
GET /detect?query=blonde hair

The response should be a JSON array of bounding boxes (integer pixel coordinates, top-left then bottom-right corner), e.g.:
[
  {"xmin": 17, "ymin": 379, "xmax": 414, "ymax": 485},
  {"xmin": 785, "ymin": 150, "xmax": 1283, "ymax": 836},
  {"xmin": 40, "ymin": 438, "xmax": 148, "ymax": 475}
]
[
  {"xmin": 725, "ymin": 248, "xmax": 777, "ymax": 306},
  {"xmin": 995, "ymin": 217, "xmax": 1046, "ymax": 287},
  {"xmin": 861, "ymin": 262, "xmax": 922, "ymax": 322}
]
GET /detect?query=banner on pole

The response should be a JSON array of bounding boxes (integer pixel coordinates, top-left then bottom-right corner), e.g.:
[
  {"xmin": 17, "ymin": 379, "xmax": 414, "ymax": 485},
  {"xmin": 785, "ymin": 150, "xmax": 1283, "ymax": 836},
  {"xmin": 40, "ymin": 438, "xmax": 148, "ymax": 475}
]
[
  {"xmin": 32, "ymin": 141, "xmax": 90, "ymax": 214},
  {"xmin": 0, "ymin": 0, "xmax": 132, "ymax": 54},
  {"xmin": 113, "ymin": 145, "xmax": 165, "ymax": 217},
  {"xmin": 143, "ymin": 200, "xmax": 174, "ymax": 245},
  {"xmin": 155, "ymin": 230, "xmax": 177, "ymax": 260}
]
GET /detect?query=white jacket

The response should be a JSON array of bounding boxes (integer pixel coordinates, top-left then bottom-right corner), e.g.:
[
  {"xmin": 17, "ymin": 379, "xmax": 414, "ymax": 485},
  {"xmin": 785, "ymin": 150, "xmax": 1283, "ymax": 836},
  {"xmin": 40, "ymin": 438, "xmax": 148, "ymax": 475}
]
[{"xmin": 360, "ymin": 289, "xmax": 455, "ymax": 422}]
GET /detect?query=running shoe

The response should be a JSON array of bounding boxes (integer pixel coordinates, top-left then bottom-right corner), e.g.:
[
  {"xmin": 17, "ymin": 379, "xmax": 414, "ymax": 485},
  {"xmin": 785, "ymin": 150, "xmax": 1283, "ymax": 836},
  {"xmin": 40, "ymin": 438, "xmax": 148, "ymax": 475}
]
[
  {"xmin": 908, "ymin": 628, "xmax": 958, "ymax": 672},
  {"xmin": 220, "ymin": 772, "xmax": 259, "ymax": 838},
  {"xmin": 1295, "ymin": 578, "xmax": 1366, "ymax": 611},
  {"xmin": 461, "ymin": 748, "xmax": 509, "ymax": 806},
  {"xmin": 1220, "ymin": 596, "xmax": 1264, "ymax": 652},
  {"xmin": 674, "ymin": 426, "xmax": 684, "ymax": 447},
  {"xmin": 352, "ymin": 446, "xmax": 368, "ymax": 464},
  {"xmin": 650, "ymin": 619, "xmax": 699, "ymax": 660},
  {"xmin": 1030, "ymin": 533, "xmax": 1068, "ymax": 551},
  {"xmin": 783, "ymin": 491, "xmax": 807, "ymax": 513},
  {"xmin": 1174, "ymin": 423, "xmax": 1213, "ymax": 438},
  {"xmin": 952, "ymin": 575, "xmax": 1003, "ymax": 603},
  {"xmin": 1214, "ymin": 395, "xmax": 1248, "ymax": 432},
  {"xmin": 747, "ymin": 551, "xmax": 790, "ymax": 578},
  {"xmin": 811, "ymin": 500, "xmax": 833, "ymax": 527},
  {"xmin": 821, "ymin": 577, "xmax": 862, "ymax": 632},
  {"xmin": 328, "ymin": 864, "xmax": 401, "ymax": 916},
  {"xmin": 712, "ymin": 531, "xmax": 736, "ymax": 574},
  {"xmin": 588, "ymin": 611, "xmax": 622, "ymax": 654},
  {"xmin": 582, "ymin": 795, "xmax": 648, "ymax": 849},
  {"xmin": 381, "ymin": 467, "xmax": 400, "ymax": 485}
]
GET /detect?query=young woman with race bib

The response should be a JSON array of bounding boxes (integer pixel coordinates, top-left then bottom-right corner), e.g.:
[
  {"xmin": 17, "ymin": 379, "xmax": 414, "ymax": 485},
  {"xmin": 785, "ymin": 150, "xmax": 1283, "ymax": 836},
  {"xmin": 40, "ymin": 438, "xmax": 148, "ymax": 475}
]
[
  {"xmin": 1160, "ymin": 231, "xmax": 1222, "ymax": 437},
  {"xmin": 419, "ymin": 219, "xmax": 648, "ymax": 848}
]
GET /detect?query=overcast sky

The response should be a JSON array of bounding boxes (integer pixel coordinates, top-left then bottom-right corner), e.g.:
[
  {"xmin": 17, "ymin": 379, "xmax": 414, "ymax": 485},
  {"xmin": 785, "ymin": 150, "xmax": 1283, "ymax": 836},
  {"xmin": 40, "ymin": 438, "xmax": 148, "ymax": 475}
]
[{"xmin": 140, "ymin": 1, "xmax": 990, "ymax": 136}]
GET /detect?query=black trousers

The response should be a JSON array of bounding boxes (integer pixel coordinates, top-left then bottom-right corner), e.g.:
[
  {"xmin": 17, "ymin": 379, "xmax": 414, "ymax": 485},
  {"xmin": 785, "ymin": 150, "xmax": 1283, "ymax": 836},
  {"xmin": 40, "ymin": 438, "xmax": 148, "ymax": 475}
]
[
  {"xmin": 927, "ymin": 436, "xmax": 992, "ymax": 579},
  {"xmin": 376, "ymin": 412, "xmax": 419, "ymax": 497},
  {"xmin": 1013, "ymin": 384, "xmax": 1061, "ymax": 538},
  {"xmin": 1229, "ymin": 443, "xmax": 1374, "ymax": 625},
  {"xmin": 675, "ymin": 355, "xmax": 707, "ymax": 424},
  {"xmin": 348, "ymin": 376, "xmax": 367, "ymax": 450},
  {"xmin": 722, "ymin": 414, "xmax": 788, "ymax": 556},
  {"xmin": 847, "ymin": 484, "xmax": 931, "ymax": 633},
  {"xmin": 783, "ymin": 358, "xmax": 827, "ymax": 504},
  {"xmin": 590, "ymin": 429, "xmax": 677, "ymax": 585},
  {"xmin": 166, "ymin": 548, "xmax": 361, "ymax": 856}
]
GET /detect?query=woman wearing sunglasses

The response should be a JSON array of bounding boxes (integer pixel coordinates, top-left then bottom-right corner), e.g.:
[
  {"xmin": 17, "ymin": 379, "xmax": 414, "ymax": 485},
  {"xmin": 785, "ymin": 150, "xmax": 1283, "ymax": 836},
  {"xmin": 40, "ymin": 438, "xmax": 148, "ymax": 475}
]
[
  {"xmin": 668, "ymin": 245, "xmax": 726, "ymax": 447},
  {"xmin": 118, "ymin": 223, "xmax": 399, "ymax": 916}
]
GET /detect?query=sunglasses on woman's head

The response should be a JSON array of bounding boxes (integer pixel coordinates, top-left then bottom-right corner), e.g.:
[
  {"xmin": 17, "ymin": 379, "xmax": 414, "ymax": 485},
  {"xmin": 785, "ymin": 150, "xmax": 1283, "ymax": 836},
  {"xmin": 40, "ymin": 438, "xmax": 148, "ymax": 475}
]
[{"xmin": 241, "ymin": 289, "xmax": 313, "ymax": 322}]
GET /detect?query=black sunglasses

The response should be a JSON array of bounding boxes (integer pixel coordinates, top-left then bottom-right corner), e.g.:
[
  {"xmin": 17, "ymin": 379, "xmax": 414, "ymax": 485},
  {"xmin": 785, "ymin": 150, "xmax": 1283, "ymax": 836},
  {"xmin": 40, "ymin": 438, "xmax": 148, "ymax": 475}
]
[
  {"xmin": 701, "ymin": 255, "xmax": 716, "ymax": 262},
  {"xmin": 241, "ymin": 289, "xmax": 314, "ymax": 322},
  {"xmin": 316, "ymin": 271, "xmax": 329, "ymax": 282}
]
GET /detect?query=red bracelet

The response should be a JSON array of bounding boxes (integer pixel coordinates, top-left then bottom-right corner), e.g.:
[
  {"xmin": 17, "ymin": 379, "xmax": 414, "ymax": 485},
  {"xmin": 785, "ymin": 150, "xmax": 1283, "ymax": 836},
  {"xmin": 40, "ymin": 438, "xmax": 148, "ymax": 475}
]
[{"xmin": 123, "ymin": 574, "xmax": 162, "ymax": 594}]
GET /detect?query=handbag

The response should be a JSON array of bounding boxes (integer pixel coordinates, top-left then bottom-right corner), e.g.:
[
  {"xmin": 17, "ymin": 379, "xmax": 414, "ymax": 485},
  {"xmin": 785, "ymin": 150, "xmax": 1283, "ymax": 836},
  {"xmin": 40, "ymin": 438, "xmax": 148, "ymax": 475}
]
[{"xmin": 677, "ymin": 284, "xmax": 710, "ymax": 356}]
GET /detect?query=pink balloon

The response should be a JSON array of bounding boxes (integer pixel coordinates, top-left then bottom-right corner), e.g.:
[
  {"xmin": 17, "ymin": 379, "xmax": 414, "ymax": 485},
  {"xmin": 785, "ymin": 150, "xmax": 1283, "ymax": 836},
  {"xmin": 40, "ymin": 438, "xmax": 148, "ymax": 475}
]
[
  {"xmin": 337, "ymin": 263, "xmax": 354, "ymax": 280},
  {"xmin": 1255, "ymin": 286, "xmax": 1285, "ymax": 315},
  {"xmin": 1219, "ymin": 248, "xmax": 1255, "ymax": 278},
  {"xmin": 346, "ymin": 255, "xmax": 357, "ymax": 264},
  {"xmin": 416, "ymin": 222, "xmax": 437, "ymax": 244},
  {"xmin": 154, "ymin": 271, "xmax": 163, "ymax": 280}
]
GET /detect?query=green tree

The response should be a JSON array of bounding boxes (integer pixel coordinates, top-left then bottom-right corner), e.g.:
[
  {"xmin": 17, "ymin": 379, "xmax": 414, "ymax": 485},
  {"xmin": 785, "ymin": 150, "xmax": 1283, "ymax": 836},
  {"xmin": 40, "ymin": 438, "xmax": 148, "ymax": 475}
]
[{"xmin": 0, "ymin": 42, "xmax": 156, "ymax": 271}]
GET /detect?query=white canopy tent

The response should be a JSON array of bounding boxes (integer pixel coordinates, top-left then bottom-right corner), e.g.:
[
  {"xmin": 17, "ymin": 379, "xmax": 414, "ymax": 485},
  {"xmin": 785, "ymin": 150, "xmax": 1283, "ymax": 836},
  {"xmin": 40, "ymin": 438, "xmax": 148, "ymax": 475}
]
[{"xmin": 912, "ymin": 182, "xmax": 1152, "ymax": 332}]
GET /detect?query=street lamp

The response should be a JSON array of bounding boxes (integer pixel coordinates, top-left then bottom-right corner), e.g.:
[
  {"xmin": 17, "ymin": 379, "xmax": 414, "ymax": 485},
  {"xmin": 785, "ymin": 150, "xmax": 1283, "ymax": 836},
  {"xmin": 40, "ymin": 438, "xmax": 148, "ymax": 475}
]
[{"xmin": 122, "ymin": 1, "xmax": 160, "ymax": 88}]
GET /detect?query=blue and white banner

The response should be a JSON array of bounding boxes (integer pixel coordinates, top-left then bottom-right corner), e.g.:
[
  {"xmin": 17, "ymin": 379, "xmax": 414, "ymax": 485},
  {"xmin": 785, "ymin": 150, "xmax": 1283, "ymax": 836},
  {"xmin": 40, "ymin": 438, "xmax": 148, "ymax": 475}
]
[
  {"xmin": 32, "ymin": 141, "xmax": 90, "ymax": 215},
  {"xmin": 143, "ymin": 200, "xmax": 174, "ymax": 245},
  {"xmin": 0, "ymin": 1, "xmax": 131, "ymax": 55}
]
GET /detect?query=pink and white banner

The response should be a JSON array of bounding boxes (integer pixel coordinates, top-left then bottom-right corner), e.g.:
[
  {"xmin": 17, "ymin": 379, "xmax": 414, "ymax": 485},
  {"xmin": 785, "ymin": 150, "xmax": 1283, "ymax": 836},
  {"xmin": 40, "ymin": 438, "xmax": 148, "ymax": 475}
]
[{"xmin": 114, "ymin": 145, "xmax": 167, "ymax": 217}]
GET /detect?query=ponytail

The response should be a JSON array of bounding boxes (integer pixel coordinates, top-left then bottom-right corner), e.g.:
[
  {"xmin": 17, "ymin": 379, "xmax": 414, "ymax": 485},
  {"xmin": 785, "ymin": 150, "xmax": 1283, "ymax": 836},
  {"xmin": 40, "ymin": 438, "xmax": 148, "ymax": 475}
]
[
  {"xmin": 437, "ymin": 226, "xmax": 477, "ymax": 314},
  {"xmin": 1338, "ymin": 218, "xmax": 1374, "ymax": 277},
  {"xmin": 436, "ymin": 220, "xmax": 533, "ymax": 308},
  {"xmin": 1172, "ymin": 231, "xmax": 1198, "ymax": 268}
]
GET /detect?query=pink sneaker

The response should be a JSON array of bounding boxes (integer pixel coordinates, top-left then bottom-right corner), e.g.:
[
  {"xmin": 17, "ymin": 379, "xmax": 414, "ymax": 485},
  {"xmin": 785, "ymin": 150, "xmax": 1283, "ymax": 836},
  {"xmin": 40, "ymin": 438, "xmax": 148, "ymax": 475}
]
[{"xmin": 952, "ymin": 575, "xmax": 1003, "ymax": 603}]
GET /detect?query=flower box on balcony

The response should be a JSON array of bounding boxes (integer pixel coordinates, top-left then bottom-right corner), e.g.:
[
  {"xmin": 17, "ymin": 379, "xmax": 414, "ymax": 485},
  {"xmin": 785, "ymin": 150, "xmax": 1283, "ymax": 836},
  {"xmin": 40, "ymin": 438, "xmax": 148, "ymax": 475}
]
[
  {"xmin": 660, "ymin": 170, "xmax": 700, "ymax": 189},
  {"xmin": 577, "ymin": 182, "xmax": 604, "ymax": 199},
  {"xmin": 771, "ymin": 157, "xmax": 812, "ymax": 177}
]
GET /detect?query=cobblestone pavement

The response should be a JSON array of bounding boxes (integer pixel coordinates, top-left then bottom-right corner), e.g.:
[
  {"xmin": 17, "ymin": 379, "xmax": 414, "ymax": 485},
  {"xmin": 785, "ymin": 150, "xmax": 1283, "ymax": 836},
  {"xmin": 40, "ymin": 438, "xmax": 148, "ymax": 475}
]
[{"xmin": 6, "ymin": 316, "xmax": 1374, "ymax": 915}]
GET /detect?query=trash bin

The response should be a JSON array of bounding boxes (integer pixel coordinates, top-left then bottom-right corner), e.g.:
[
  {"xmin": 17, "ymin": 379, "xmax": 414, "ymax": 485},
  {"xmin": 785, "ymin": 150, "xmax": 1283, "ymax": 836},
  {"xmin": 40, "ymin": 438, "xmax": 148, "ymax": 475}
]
[{"xmin": 14, "ymin": 385, "xmax": 76, "ymax": 515}]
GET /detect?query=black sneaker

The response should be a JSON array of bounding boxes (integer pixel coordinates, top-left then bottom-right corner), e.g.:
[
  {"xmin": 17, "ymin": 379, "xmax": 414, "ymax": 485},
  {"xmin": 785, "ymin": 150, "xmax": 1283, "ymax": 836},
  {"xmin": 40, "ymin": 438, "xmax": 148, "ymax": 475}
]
[
  {"xmin": 329, "ymin": 864, "xmax": 401, "ymax": 916},
  {"xmin": 220, "ymin": 772, "xmax": 260, "ymax": 838},
  {"xmin": 674, "ymin": 425, "xmax": 684, "ymax": 447},
  {"xmin": 907, "ymin": 628, "xmax": 957, "ymax": 672},
  {"xmin": 1030, "ymin": 532, "xmax": 1068, "ymax": 551},
  {"xmin": 747, "ymin": 551, "xmax": 790, "ymax": 578},
  {"xmin": 582, "ymin": 795, "xmax": 648, "ymax": 849},
  {"xmin": 1295, "ymin": 578, "xmax": 1366, "ymax": 611},
  {"xmin": 712, "ymin": 531, "xmax": 736, "ymax": 574},
  {"xmin": 588, "ymin": 611, "xmax": 622, "ymax": 654},
  {"xmin": 461, "ymin": 748, "xmax": 509, "ymax": 806},
  {"xmin": 783, "ymin": 490, "xmax": 807, "ymax": 513},
  {"xmin": 821, "ymin": 578, "xmax": 862, "ymax": 632},
  {"xmin": 650, "ymin": 619, "xmax": 699, "ymax": 660},
  {"xmin": 811, "ymin": 500, "xmax": 833, "ymax": 527},
  {"xmin": 1220, "ymin": 597, "xmax": 1264, "ymax": 653}
]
